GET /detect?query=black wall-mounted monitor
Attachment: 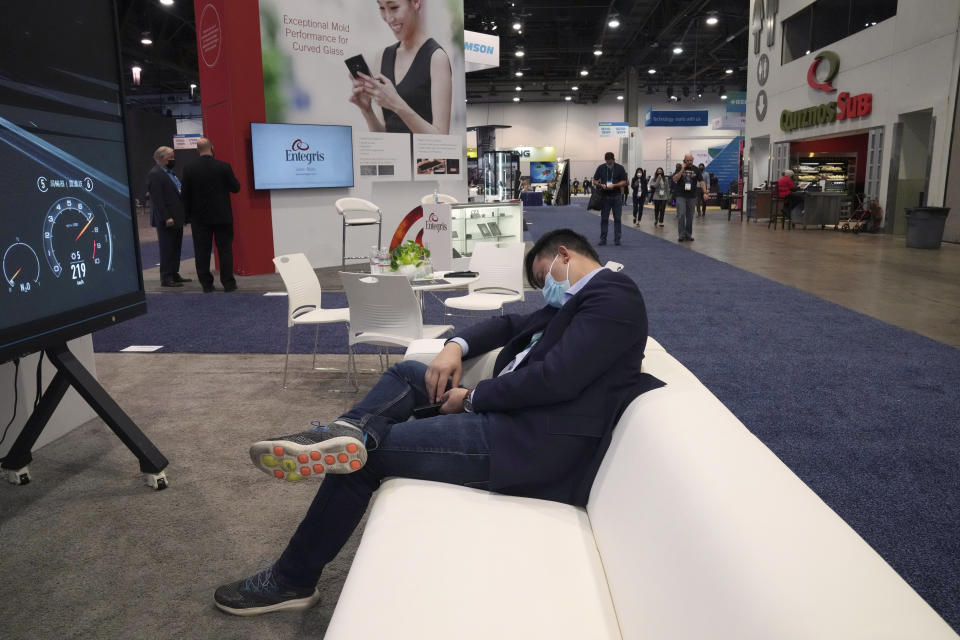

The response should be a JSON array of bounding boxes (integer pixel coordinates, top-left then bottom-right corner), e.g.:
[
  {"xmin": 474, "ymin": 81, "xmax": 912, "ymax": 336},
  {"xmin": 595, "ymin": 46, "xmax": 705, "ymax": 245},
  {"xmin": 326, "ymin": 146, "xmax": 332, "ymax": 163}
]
[
  {"xmin": 250, "ymin": 122, "xmax": 355, "ymax": 190},
  {"xmin": 0, "ymin": 1, "xmax": 146, "ymax": 363}
]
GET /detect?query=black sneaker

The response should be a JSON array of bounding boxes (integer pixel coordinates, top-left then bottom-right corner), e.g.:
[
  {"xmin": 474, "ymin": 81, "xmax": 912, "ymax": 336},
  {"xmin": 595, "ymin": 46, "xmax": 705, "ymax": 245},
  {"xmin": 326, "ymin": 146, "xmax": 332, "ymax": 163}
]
[
  {"xmin": 214, "ymin": 565, "xmax": 320, "ymax": 616},
  {"xmin": 249, "ymin": 420, "xmax": 368, "ymax": 483}
]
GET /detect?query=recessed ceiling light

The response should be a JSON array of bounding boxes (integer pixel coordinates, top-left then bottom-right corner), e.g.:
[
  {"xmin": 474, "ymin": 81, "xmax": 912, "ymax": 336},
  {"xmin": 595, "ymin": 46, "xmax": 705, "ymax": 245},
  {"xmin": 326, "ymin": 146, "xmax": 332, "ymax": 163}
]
[
  {"xmin": 515, "ymin": 50, "xmax": 525, "ymax": 57},
  {"xmin": 190, "ymin": 83, "xmax": 197, "ymax": 89},
  {"xmin": 673, "ymin": 46, "xmax": 683, "ymax": 54},
  {"xmin": 571, "ymin": 85, "xmax": 579, "ymax": 90},
  {"xmin": 805, "ymin": 50, "xmax": 811, "ymax": 55},
  {"xmin": 617, "ymin": 95, "xmax": 624, "ymax": 101},
  {"xmin": 515, "ymin": 86, "xmax": 522, "ymax": 91},
  {"xmin": 608, "ymin": 17, "xmax": 620, "ymax": 28},
  {"xmin": 725, "ymin": 68, "xmax": 734, "ymax": 74},
  {"xmin": 513, "ymin": 22, "xmax": 522, "ymax": 30},
  {"xmin": 594, "ymin": 49, "xmax": 603, "ymax": 56},
  {"xmin": 580, "ymin": 69, "xmax": 589, "ymax": 76},
  {"xmin": 141, "ymin": 37, "xmax": 153, "ymax": 45},
  {"xmin": 159, "ymin": 0, "xmax": 174, "ymax": 5},
  {"xmin": 131, "ymin": 65, "xmax": 142, "ymax": 72},
  {"xmin": 720, "ymin": 94, "xmax": 728, "ymax": 100},
  {"xmin": 513, "ymin": 96, "xmax": 521, "ymax": 102},
  {"xmin": 492, "ymin": 24, "xmax": 498, "ymax": 31},
  {"xmin": 648, "ymin": 68, "xmax": 656, "ymax": 74},
  {"xmin": 564, "ymin": 96, "xmax": 572, "ymax": 101},
  {"xmin": 706, "ymin": 16, "xmax": 719, "ymax": 26},
  {"xmin": 515, "ymin": 71, "xmax": 523, "ymax": 77}
]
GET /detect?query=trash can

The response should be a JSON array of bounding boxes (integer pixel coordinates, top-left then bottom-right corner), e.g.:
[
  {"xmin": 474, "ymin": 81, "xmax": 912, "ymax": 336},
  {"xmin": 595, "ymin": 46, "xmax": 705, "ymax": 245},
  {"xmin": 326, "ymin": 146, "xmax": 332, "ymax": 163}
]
[{"xmin": 905, "ymin": 207, "xmax": 950, "ymax": 249}]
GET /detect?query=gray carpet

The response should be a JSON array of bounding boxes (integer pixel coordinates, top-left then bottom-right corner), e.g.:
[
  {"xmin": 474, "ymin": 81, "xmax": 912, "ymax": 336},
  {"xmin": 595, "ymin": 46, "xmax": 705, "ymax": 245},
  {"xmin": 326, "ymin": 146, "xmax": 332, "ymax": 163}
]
[{"xmin": 0, "ymin": 353, "xmax": 382, "ymax": 639}]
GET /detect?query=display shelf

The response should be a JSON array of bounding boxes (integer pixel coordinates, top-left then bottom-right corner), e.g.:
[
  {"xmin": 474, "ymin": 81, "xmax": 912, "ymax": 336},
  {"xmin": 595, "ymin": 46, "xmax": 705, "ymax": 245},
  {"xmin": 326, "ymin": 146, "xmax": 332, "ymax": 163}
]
[{"xmin": 450, "ymin": 202, "xmax": 523, "ymax": 258}]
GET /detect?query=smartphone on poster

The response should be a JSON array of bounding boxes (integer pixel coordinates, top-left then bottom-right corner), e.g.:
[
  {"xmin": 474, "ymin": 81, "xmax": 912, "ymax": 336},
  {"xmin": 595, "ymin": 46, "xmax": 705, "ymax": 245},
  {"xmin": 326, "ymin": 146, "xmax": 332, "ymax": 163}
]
[{"xmin": 345, "ymin": 54, "xmax": 372, "ymax": 79}]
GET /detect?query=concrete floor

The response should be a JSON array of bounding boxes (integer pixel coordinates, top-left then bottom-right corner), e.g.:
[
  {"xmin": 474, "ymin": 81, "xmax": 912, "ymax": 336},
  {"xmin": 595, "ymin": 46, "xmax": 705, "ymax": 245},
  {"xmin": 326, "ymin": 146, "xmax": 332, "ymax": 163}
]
[{"xmin": 633, "ymin": 206, "xmax": 960, "ymax": 348}]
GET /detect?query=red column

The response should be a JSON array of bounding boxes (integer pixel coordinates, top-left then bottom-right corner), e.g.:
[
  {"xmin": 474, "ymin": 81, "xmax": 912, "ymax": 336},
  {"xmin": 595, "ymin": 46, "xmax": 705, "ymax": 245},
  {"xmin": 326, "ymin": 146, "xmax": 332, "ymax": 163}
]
[{"xmin": 194, "ymin": 0, "xmax": 274, "ymax": 275}]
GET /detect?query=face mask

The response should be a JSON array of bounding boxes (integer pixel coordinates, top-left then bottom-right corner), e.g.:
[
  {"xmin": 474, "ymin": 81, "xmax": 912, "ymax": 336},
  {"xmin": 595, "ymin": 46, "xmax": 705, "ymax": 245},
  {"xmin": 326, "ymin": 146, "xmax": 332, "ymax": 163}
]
[
  {"xmin": 541, "ymin": 254, "xmax": 570, "ymax": 308},
  {"xmin": 166, "ymin": 160, "xmax": 176, "ymax": 169}
]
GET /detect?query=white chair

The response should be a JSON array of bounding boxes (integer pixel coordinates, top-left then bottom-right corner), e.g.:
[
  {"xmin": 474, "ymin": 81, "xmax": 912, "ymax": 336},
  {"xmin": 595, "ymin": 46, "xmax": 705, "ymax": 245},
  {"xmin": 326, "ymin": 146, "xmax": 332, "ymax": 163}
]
[
  {"xmin": 339, "ymin": 272, "xmax": 453, "ymax": 388},
  {"xmin": 419, "ymin": 193, "xmax": 458, "ymax": 205},
  {"xmin": 443, "ymin": 242, "xmax": 525, "ymax": 315},
  {"xmin": 335, "ymin": 197, "xmax": 383, "ymax": 267},
  {"xmin": 273, "ymin": 253, "xmax": 351, "ymax": 389}
]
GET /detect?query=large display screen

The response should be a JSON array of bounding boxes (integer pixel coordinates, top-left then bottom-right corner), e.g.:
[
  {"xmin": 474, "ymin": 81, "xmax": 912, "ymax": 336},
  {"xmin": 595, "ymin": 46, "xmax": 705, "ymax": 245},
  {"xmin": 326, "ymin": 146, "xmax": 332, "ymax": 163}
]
[
  {"xmin": 250, "ymin": 123, "xmax": 354, "ymax": 189},
  {"xmin": 0, "ymin": 1, "xmax": 145, "ymax": 363}
]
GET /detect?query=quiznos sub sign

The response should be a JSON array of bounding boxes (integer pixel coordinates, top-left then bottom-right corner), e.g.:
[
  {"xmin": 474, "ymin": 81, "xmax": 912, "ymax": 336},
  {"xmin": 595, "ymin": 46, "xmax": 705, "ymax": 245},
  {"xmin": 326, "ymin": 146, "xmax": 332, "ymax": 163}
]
[{"xmin": 780, "ymin": 51, "xmax": 873, "ymax": 132}]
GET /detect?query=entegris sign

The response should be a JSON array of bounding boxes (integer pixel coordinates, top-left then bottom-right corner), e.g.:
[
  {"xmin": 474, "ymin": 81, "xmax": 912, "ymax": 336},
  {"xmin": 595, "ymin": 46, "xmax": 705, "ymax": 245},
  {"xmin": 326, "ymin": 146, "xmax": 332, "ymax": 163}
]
[
  {"xmin": 780, "ymin": 51, "xmax": 873, "ymax": 132},
  {"xmin": 285, "ymin": 138, "xmax": 325, "ymax": 164}
]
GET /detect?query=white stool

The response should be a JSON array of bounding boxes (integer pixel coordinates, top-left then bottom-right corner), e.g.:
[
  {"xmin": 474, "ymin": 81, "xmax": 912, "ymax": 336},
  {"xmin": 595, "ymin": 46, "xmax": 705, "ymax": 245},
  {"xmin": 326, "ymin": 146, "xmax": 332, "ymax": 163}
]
[{"xmin": 335, "ymin": 197, "xmax": 383, "ymax": 267}]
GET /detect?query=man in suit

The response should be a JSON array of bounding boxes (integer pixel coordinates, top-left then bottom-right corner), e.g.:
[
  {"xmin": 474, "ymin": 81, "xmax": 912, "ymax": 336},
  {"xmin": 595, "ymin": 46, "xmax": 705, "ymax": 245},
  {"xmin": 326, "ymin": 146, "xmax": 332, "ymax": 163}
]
[
  {"xmin": 214, "ymin": 228, "xmax": 664, "ymax": 616},
  {"xmin": 180, "ymin": 137, "xmax": 241, "ymax": 292},
  {"xmin": 146, "ymin": 146, "xmax": 190, "ymax": 287}
]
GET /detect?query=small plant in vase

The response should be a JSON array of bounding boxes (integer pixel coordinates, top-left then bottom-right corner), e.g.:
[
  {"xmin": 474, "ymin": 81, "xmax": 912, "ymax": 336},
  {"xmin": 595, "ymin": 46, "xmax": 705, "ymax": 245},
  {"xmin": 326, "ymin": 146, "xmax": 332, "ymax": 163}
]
[{"xmin": 390, "ymin": 240, "xmax": 431, "ymax": 279}]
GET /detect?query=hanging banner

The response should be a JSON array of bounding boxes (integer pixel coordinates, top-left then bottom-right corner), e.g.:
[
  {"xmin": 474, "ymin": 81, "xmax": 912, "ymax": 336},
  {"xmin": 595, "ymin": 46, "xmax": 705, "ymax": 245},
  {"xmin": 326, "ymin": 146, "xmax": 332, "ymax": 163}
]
[
  {"xmin": 644, "ymin": 109, "xmax": 709, "ymax": 126},
  {"xmin": 511, "ymin": 146, "xmax": 557, "ymax": 161},
  {"xmin": 599, "ymin": 122, "xmax": 629, "ymax": 137},
  {"xmin": 464, "ymin": 30, "xmax": 498, "ymax": 72},
  {"xmin": 725, "ymin": 91, "xmax": 748, "ymax": 113},
  {"xmin": 712, "ymin": 114, "xmax": 746, "ymax": 130}
]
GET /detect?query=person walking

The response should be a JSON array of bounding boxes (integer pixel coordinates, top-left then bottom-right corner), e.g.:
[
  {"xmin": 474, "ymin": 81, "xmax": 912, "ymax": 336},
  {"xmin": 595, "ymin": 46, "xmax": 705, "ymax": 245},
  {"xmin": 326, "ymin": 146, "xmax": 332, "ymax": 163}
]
[
  {"xmin": 697, "ymin": 162, "xmax": 712, "ymax": 217},
  {"xmin": 671, "ymin": 154, "xmax": 705, "ymax": 242},
  {"xmin": 180, "ymin": 137, "xmax": 242, "ymax": 292},
  {"xmin": 630, "ymin": 168, "xmax": 645, "ymax": 225},
  {"xmin": 146, "ymin": 146, "xmax": 190, "ymax": 287},
  {"xmin": 639, "ymin": 169, "xmax": 649, "ymax": 212},
  {"xmin": 592, "ymin": 152, "xmax": 628, "ymax": 246},
  {"xmin": 649, "ymin": 167, "xmax": 669, "ymax": 227}
]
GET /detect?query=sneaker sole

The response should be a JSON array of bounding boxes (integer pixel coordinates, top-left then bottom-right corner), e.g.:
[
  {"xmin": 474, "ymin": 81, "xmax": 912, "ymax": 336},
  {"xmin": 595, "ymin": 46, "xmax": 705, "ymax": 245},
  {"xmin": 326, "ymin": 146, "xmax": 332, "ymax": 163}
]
[
  {"xmin": 249, "ymin": 436, "xmax": 367, "ymax": 483},
  {"xmin": 214, "ymin": 588, "xmax": 321, "ymax": 616}
]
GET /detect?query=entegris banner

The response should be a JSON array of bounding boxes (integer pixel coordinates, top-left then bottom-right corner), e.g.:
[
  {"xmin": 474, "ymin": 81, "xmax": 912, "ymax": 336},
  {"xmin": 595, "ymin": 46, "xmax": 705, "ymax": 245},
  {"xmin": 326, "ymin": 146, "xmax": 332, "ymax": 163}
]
[{"xmin": 780, "ymin": 50, "xmax": 873, "ymax": 132}]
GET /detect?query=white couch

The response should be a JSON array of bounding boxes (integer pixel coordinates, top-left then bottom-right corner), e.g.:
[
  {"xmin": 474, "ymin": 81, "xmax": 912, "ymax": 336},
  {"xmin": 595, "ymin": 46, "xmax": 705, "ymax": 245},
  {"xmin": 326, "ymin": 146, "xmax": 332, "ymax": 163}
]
[{"xmin": 324, "ymin": 338, "xmax": 957, "ymax": 639}]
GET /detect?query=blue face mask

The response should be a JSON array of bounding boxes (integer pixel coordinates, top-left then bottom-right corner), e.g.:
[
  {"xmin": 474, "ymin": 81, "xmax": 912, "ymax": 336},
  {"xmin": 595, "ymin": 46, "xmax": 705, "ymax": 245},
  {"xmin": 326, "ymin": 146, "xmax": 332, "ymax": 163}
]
[{"xmin": 541, "ymin": 254, "xmax": 570, "ymax": 308}]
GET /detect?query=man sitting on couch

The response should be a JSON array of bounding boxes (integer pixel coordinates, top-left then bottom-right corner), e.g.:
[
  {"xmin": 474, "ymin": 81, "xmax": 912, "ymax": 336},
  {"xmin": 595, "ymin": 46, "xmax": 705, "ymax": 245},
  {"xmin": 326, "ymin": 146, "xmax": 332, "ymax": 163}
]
[{"xmin": 214, "ymin": 228, "xmax": 663, "ymax": 616}]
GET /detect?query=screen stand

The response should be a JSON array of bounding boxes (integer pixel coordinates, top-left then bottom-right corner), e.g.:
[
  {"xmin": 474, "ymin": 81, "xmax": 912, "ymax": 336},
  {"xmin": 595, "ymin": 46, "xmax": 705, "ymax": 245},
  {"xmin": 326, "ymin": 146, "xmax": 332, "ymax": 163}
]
[{"xmin": 0, "ymin": 344, "xmax": 169, "ymax": 490}]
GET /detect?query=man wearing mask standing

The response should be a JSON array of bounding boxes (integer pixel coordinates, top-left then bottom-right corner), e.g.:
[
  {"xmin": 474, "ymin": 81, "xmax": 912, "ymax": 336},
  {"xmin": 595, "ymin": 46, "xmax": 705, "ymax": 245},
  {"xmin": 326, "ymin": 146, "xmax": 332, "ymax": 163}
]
[
  {"xmin": 592, "ymin": 152, "xmax": 629, "ymax": 246},
  {"xmin": 181, "ymin": 137, "xmax": 242, "ymax": 292},
  {"xmin": 672, "ymin": 153, "xmax": 706, "ymax": 242},
  {"xmin": 212, "ymin": 228, "xmax": 663, "ymax": 616},
  {"xmin": 146, "ymin": 146, "xmax": 190, "ymax": 287}
]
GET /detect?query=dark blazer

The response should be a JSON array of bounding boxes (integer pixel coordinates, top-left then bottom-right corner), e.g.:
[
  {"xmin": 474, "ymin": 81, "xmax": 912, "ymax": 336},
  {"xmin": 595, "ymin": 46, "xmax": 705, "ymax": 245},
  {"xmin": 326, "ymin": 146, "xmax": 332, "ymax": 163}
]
[
  {"xmin": 146, "ymin": 164, "xmax": 186, "ymax": 228},
  {"xmin": 180, "ymin": 155, "xmax": 241, "ymax": 225},
  {"xmin": 458, "ymin": 269, "xmax": 664, "ymax": 506}
]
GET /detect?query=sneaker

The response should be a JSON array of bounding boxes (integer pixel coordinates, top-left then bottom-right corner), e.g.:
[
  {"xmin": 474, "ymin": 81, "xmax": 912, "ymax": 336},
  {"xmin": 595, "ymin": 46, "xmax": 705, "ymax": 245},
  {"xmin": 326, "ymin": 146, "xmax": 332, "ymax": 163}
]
[
  {"xmin": 249, "ymin": 420, "xmax": 368, "ymax": 483},
  {"xmin": 214, "ymin": 565, "xmax": 320, "ymax": 616}
]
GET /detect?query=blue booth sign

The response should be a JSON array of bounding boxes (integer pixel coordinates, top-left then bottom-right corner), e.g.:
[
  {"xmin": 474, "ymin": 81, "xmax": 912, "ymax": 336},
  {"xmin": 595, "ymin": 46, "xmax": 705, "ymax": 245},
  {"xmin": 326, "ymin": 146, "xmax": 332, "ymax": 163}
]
[{"xmin": 644, "ymin": 109, "xmax": 709, "ymax": 126}]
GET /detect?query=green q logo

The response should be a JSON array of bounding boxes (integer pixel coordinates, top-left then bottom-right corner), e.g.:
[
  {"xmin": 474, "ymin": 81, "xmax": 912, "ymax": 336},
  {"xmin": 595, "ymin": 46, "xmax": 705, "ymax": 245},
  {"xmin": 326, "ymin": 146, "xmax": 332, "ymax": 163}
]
[{"xmin": 807, "ymin": 51, "xmax": 839, "ymax": 92}]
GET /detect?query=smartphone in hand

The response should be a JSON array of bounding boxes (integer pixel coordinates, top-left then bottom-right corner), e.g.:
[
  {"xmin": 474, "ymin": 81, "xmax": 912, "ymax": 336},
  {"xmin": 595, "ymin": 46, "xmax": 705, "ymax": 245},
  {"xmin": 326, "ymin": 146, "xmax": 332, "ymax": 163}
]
[
  {"xmin": 412, "ymin": 403, "xmax": 443, "ymax": 419},
  {"xmin": 345, "ymin": 54, "xmax": 372, "ymax": 79}
]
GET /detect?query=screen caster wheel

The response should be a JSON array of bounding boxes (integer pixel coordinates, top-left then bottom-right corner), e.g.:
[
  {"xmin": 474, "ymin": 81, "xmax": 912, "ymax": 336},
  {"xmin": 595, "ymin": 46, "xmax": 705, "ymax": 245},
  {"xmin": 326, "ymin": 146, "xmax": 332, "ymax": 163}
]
[
  {"xmin": 144, "ymin": 470, "xmax": 168, "ymax": 490},
  {"xmin": 7, "ymin": 466, "xmax": 31, "ymax": 485}
]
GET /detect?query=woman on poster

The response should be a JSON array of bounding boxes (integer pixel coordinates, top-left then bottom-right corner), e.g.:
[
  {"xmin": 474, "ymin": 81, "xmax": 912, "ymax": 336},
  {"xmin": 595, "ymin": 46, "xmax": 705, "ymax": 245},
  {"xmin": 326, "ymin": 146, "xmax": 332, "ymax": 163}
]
[{"xmin": 349, "ymin": 0, "xmax": 452, "ymax": 135}]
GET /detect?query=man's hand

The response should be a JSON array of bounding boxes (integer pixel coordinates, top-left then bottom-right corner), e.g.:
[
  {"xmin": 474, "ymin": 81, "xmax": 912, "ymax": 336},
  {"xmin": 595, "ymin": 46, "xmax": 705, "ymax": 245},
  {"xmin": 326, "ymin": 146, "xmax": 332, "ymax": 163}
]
[
  {"xmin": 424, "ymin": 342, "xmax": 463, "ymax": 403},
  {"xmin": 439, "ymin": 387, "xmax": 470, "ymax": 414}
]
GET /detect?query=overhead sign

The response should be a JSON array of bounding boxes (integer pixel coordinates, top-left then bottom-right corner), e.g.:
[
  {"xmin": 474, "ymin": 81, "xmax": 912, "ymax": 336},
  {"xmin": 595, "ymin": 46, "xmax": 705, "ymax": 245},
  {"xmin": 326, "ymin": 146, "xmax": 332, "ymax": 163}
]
[
  {"xmin": 464, "ymin": 30, "xmax": 499, "ymax": 72},
  {"xmin": 712, "ymin": 114, "xmax": 746, "ymax": 130},
  {"xmin": 780, "ymin": 50, "xmax": 873, "ymax": 132},
  {"xmin": 172, "ymin": 134, "xmax": 201, "ymax": 149},
  {"xmin": 643, "ymin": 109, "xmax": 709, "ymax": 127},
  {"xmin": 726, "ymin": 91, "xmax": 747, "ymax": 113},
  {"xmin": 599, "ymin": 122, "xmax": 629, "ymax": 137},
  {"xmin": 511, "ymin": 146, "xmax": 557, "ymax": 161}
]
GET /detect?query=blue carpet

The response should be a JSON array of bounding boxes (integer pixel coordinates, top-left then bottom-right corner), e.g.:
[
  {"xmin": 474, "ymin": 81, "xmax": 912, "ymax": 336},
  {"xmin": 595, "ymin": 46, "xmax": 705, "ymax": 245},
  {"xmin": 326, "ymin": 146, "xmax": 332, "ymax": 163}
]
[
  {"xmin": 139, "ymin": 237, "xmax": 196, "ymax": 269},
  {"xmin": 96, "ymin": 203, "xmax": 960, "ymax": 631}
]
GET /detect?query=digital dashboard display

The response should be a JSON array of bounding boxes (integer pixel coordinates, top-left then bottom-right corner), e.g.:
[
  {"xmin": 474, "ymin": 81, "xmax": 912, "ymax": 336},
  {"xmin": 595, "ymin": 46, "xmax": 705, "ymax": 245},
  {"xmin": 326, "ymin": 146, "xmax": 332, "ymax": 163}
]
[
  {"xmin": 250, "ymin": 123, "xmax": 355, "ymax": 189},
  {"xmin": 0, "ymin": 1, "xmax": 145, "ymax": 362}
]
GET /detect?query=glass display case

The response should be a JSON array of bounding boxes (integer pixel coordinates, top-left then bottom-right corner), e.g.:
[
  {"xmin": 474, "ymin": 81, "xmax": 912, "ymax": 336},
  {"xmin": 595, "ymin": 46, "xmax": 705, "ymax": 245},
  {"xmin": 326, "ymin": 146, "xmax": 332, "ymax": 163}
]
[
  {"xmin": 480, "ymin": 151, "xmax": 520, "ymax": 202},
  {"xmin": 449, "ymin": 201, "xmax": 523, "ymax": 259}
]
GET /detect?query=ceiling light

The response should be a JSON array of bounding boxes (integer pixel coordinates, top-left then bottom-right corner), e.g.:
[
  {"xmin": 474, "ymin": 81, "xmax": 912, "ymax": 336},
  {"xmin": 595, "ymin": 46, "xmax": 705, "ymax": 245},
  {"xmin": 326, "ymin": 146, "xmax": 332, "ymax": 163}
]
[
  {"xmin": 571, "ymin": 85, "xmax": 579, "ymax": 90},
  {"xmin": 190, "ymin": 83, "xmax": 197, "ymax": 89},
  {"xmin": 580, "ymin": 69, "xmax": 589, "ymax": 76},
  {"xmin": 805, "ymin": 50, "xmax": 811, "ymax": 55},
  {"xmin": 608, "ymin": 17, "xmax": 621, "ymax": 28},
  {"xmin": 725, "ymin": 68, "xmax": 734, "ymax": 74},
  {"xmin": 492, "ymin": 24, "xmax": 498, "ymax": 31},
  {"xmin": 673, "ymin": 46, "xmax": 683, "ymax": 54},
  {"xmin": 513, "ymin": 22, "xmax": 522, "ymax": 30},
  {"xmin": 617, "ymin": 95, "xmax": 624, "ymax": 101},
  {"xmin": 670, "ymin": 95, "xmax": 678, "ymax": 101},
  {"xmin": 131, "ymin": 65, "xmax": 142, "ymax": 86},
  {"xmin": 720, "ymin": 94, "xmax": 728, "ymax": 100},
  {"xmin": 564, "ymin": 96, "xmax": 572, "ymax": 101},
  {"xmin": 141, "ymin": 34, "xmax": 153, "ymax": 45},
  {"xmin": 515, "ymin": 86, "xmax": 522, "ymax": 91},
  {"xmin": 513, "ymin": 96, "xmax": 521, "ymax": 102},
  {"xmin": 594, "ymin": 49, "xmax": 603, "ymax": 56},
  {"xmin": 159, "ymin": 0, "xmax": 174, "ymax": 5},
  {"xmin": 706, "ymin": 15, "xmax": 719, "ymax": 26},
  {"xmin": 515, "ymin": 50, "xmax": 525, "ymax": 57},
  {"xmin": 648, "ymin": 68, "xmax": 656, "ymax": 74},
  {"xmin": 515, "ymin": 71, "xmax": 523, "ymax": 77}
]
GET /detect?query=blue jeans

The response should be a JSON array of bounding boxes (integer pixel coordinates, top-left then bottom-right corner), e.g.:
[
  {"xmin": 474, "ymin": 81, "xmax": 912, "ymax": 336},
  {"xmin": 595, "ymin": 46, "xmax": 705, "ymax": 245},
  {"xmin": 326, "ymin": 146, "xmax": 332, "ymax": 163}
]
[
  {"xmin": 600, "ymin": 194, "xmax": 622, "ymax": 242},
  {"xmin": 275, "ymin": 360, "xmax": 491, "ymax": 587},
  {"xmin": 676, "ymin": 196, "xmax": 696, "ymax": 239}
]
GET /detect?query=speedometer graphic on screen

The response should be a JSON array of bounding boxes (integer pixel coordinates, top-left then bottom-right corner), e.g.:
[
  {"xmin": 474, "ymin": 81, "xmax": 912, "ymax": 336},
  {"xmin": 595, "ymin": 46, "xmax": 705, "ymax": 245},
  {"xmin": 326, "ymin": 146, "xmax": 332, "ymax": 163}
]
[{"xmin": 42, "ymin": 197, "xmax": 113, "ymax": 285}]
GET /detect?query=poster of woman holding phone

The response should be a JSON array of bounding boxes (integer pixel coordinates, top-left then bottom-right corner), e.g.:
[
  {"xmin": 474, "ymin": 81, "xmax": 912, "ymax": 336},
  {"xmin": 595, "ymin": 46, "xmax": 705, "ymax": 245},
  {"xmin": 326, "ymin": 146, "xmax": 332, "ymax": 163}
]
[{"xmin": 348, "ymin": 0, "xmax": 452, "ymax": 135}]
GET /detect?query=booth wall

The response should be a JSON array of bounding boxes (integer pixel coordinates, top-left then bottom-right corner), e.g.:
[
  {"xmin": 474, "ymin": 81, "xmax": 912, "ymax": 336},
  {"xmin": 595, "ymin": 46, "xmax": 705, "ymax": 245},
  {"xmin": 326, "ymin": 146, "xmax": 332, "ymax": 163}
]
[{"xmin": 746, "ymin": 0, "xmax": 960, "ymax": 234}]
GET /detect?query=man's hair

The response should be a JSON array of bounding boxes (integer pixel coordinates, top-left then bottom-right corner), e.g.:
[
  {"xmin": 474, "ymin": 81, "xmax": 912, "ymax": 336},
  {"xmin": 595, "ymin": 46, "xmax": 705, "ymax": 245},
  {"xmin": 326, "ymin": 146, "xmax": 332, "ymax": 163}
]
[
  {"xmin": 153, "ymin": 146, "xmax": 172, "ymax": 164},
  {"xmin": 604, "ymin": 152, "xmax": 615, "ymax": 161},
  {"xmin": 524, "ymin": 228, "xmax": 601, "ymax": 289}
]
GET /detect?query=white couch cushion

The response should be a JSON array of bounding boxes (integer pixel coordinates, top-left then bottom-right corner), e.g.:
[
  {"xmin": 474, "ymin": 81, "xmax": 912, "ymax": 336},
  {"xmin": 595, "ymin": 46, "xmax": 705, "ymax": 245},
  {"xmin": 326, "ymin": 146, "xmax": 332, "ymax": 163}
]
[
  {"xmin": 325, "ymin": 478, "xmax": 621, "ymax": 640},
  {"xmin": 587, "ymin": 381, "xmax": 957, "ymax": 639}
]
